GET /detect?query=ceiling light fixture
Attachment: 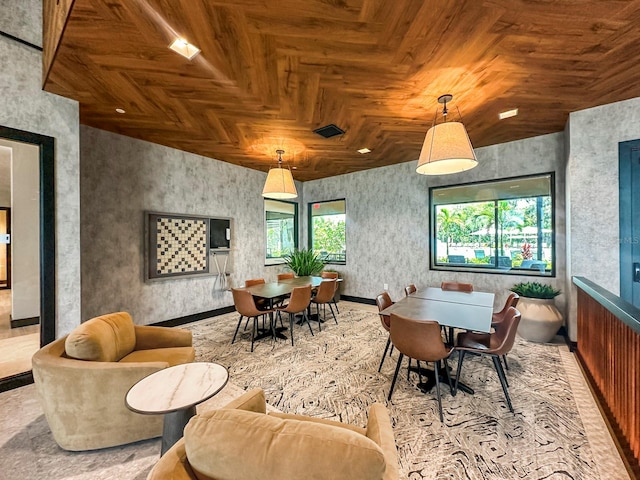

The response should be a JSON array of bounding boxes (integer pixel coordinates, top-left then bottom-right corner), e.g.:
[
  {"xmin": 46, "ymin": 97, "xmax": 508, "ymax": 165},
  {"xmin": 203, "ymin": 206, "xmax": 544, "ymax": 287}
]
[
  {"xmin": 262, "ymin": 149, "xmax": 298, "ymax": 199},
  {"xmin": 357, "ymin": 148, "xmax": 371, "ymax": 154},
  {"xmin": 416, "ymin": 94, "xmax": 477, "ymax": 175},
  {"xmin": 499, "ymin": 108, "xmax": 518, "ymax": 120},
  {"xmin": 169, "ymin": 38, "xmax": 201, "ymax": 60},
  {"xmin": 115, "ymin": 108, "xmax": 125, "ymax": 114}
]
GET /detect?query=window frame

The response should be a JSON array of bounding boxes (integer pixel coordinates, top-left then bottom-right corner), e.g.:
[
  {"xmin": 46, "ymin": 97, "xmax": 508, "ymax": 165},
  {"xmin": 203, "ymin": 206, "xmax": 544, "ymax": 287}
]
[
  {"xmin": 308, "ymin": 198, "xmax": 347, "ymax": 265},
  {"xmin": 264, "ymin": 199, "xmax": 299, "ymax": 266},
  {"xmin": 429, "ymin": 172, "xmax": 556, "ymax": 277}
]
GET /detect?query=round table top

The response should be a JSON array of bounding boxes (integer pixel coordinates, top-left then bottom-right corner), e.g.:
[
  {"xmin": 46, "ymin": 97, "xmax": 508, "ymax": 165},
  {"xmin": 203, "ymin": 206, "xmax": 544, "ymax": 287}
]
[{"xmin": 125, "ymin": 362, "xmax": 229, "ymax": 415}]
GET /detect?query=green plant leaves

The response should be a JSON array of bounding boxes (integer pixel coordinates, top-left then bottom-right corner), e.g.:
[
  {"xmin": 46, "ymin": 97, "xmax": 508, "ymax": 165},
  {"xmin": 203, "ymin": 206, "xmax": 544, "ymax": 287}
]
[
  {"xmin": 283, "ymin": 249, "xmax": 325, "ymax": 276},
  {"xmin": 510, "ymin": 281, "xmax": 561, "ymax": 299}
]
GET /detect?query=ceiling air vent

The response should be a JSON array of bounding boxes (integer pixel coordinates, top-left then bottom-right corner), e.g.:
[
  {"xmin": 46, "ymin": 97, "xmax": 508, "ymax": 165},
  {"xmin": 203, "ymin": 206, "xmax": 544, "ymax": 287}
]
[{"xmin": 313, "ymin": 124, "xmax": 345, "ymax": 138}]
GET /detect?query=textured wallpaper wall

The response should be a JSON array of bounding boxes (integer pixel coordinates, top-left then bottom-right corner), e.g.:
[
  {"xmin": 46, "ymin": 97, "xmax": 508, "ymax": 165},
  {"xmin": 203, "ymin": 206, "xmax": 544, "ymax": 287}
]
[
  {"xmin": 0, "ymin": 0, "xmax": 81, "ymax": 336},
  {"xmin": 303, "ymin": 132, "xmax": 567, "ymax": 317},
  {"xmin": 565, "ymin": 96, "xmax": 640, "ymax": 335},
  {"xmin": 79, "ymin": 126, "xmax": 301, "ymax": 324}
]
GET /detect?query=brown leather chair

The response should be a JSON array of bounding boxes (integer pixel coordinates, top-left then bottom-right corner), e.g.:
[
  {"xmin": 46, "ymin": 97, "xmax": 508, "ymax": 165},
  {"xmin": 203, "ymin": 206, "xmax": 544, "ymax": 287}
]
[
  {"xmin": 388, "ymin": 313, "xmax": 453, "ymax": 422},
  {"xmin": 492, "ymin": 292, "xmax": 520, "ymax": 327},
  {"xmin": 491, "ymin": 292, "xmax": 520, "ymax": 371},
  {"xmin": 311, "ymin": 279, "xmax": 338, "ymax": 330},
  {"xmin": 321, "ymin": 271, "xmax": 340, "ymax": 313},
  {"xmin": 454, "ymin": 306, "xmax": 521, "ymax": 412},
  {"xmin": 277, "ymin": 272, "xmax": 295, "ymax": 281},
  {"xmin": 376, "ymin": 292, "xmax": 394, "ymax": 372},
  {"xmin": 231, "ymin": 288, "xmax": 276, "ymax": 352},
  {"xmin": 404, "ymin": 284, "xmax": 417, "ymax": 297},
  {"xmin": 441, "ymin": 281, "xmax": 473, "ymax": 292},
  {"xmin": 277, "ymin": 285, "xmax": 313, "ymax": 345},
  {"xmin": 245, "ymin": 278, "xmax": 266, "ymax": 287}
]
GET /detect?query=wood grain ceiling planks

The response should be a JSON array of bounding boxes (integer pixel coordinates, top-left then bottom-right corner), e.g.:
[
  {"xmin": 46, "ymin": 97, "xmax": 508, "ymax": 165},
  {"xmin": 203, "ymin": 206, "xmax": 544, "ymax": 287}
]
[{"xmin": 43, "ymin": 0, "xmax": 640, "ymax": 181}]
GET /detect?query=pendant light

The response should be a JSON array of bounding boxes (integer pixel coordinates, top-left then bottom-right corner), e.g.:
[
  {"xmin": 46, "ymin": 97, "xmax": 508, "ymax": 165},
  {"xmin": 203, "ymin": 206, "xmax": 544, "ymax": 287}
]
[
  {"xmin": 262, "ymin": 149, "xmax": 298, "ymax": 199},
  {"xmin": 416, "ymin": 94, "xmax": 478, "ymax": 175}
]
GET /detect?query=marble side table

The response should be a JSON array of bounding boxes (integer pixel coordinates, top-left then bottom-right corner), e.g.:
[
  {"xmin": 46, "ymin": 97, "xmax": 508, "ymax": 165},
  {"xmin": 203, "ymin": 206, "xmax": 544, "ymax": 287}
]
[{"xmin": 125, "ymin": 362, "xmax": 229, "ymax": 455}]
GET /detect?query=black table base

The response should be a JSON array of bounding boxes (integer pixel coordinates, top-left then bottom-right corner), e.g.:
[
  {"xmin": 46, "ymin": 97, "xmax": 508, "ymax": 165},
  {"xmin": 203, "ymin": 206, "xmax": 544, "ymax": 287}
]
[{"xmin": 409, "ymin": 364, "xmax": 475, "ymax": 395}]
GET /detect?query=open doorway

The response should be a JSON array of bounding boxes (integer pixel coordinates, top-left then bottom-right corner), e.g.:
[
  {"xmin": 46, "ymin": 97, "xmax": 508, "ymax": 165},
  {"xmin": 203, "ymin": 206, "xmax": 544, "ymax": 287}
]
[{"xmin": 0, "ymin": 125, "xmax": 55, "ymax": 390}]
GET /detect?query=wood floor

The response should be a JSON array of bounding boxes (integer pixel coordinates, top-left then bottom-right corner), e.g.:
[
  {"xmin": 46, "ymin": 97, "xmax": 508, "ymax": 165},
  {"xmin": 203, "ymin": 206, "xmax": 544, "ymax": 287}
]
[{"xmin": 0, "ymin": 290, "xmax": 39, "ymax": 378}]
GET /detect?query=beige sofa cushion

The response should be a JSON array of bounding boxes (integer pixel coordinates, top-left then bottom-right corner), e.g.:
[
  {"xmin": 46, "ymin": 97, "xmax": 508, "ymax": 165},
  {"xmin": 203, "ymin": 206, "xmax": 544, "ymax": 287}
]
[
  {"xmin": 65, "ymin": 312, "xmax": 136, "ymax": 362},
  {"xmin": 184, "ymin": 408, "xmax": 386, "ymax": 480},
  {"xmin": 119, "ymin": 346, "xmax": 195, "ymax": 367}
]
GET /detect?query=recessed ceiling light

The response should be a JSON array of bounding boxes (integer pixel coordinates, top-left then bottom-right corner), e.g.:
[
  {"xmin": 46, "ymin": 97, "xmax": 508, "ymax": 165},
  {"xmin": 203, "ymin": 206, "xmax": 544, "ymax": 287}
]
[
  {"xmin": 499, "ymin": 108, "xmax": 518, "ymax": 120},
  {"xmin": 115, "ymin": 108, "xmax": 125, "ymax": 114},
  {"xmin": 357, "ymin": 148, "xmax": 371, "ymax": 154},
  {"xmin": 169, "ymin": 38, "xmax": 201, "ymax": 60}
]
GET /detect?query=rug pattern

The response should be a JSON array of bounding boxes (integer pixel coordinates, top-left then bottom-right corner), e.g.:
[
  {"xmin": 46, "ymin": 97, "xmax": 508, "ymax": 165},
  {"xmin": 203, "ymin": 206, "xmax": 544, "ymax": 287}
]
[{"xmin": 187, "ymin": 305, "xmax": 599, "ymax": 480}]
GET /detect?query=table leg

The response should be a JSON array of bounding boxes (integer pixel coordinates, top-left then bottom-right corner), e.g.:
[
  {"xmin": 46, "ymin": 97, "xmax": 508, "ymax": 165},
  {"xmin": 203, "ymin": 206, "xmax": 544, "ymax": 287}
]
[{"xmin": 161, "ymin": 405, "xmax": 196, "ymax": 455}]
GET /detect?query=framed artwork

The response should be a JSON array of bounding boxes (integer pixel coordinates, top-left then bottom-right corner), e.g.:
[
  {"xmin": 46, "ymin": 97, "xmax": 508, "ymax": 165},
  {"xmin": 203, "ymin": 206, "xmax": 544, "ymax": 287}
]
[{"xmin": 147, "ymin": 212, "xmax": 210, "ymax": 280}]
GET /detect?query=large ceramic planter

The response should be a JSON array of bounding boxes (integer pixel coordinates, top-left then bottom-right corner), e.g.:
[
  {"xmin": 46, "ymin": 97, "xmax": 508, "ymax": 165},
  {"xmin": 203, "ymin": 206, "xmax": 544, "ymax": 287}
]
[{"xmin": 516, "ymin": 297, "xmax": 563, "ymax": 343}]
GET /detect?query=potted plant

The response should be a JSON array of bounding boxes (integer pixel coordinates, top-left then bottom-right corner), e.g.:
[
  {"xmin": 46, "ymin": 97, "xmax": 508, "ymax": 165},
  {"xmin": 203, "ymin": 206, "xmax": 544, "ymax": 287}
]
[
  {"xmin": 510, "ymin": 281, "xmax": 563, "ymax": 343},
  {"xmin": 283, "ymin": 249, "xmax": 325, "ymax": 277}
]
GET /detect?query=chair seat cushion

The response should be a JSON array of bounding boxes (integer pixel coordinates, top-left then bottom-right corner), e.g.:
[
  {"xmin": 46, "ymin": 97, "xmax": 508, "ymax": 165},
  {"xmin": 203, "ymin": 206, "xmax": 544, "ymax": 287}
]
[
  {"xmin": 457, "ymin": 331, "xmax": 491, "ymax": 350},
  {"xmin": 119, "ymin": 346, "xmax": 195, "ymax": 366},
  {"xmin": 184, "ymin": 408, "xmax": 386, "ymax": 480}
]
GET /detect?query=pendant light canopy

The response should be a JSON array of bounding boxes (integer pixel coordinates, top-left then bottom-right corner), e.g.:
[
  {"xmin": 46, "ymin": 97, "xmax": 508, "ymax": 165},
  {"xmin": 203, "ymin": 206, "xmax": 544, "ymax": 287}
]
[
  {"xmin": 416, "ymin": 94, "xmax": 477, "ymax": 175},
  {"xmin": 262, "ymin": 149, "xmax": 298, "ymax": 199}
]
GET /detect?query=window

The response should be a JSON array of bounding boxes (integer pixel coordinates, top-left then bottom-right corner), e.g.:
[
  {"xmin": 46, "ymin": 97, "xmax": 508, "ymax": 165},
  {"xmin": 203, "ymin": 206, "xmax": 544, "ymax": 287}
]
[
  {"xmin": 265, "ymin": 199, "xmax": 298, "ymax": 265},
  {"xmin": 430, "ymin": 173, "xmax": 555, "ymax": 276},
  {"xmin": 309, "ymin": 199, "xmax": 346, "ymax": 264}
]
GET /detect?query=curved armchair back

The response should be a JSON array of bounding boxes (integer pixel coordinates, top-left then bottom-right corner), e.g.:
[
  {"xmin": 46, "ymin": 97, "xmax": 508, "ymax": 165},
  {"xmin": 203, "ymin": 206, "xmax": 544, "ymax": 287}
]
[
  {"xmin": 282, "ymin": 285, "xmax": 312, "ymax": 314},
  {"xmin": 232, "ymin": 288, "xmax": 264, "ymax": 317},
  {"xmin": 390, "ymin": 313, "xmax": 450, "ymax": 362},
  {"xmin": 313, "ymin": 279, "xmax": 336, "ymax": 303},
  {"xmin": 277, "ymin": 273, "xmax": 295, "ymax": 281}
]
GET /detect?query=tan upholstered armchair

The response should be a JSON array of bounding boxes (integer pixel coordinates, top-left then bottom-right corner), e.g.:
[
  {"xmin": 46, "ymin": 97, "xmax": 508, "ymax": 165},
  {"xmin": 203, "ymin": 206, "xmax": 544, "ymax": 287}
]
[
  {"xmin": 32, "ymin": 311, "xmax": 195, "ymax": 451},
  {"xmin": 147, "ymin": 388, "xmax": 399, "ymax": 480}
]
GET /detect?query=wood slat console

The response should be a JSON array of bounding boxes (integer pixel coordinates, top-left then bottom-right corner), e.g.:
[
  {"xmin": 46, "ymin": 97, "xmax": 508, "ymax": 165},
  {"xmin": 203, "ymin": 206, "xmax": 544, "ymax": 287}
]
[{"xmin": 573, "ymin": 276, "xmax": 640, "ymax": 479}]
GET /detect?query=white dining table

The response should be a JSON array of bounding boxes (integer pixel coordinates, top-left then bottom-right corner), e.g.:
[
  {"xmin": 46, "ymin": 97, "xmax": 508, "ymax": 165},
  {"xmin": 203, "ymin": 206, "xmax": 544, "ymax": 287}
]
[{"xmin": 380, "ymin": 287, "xmax": 495, "ymax": 333}]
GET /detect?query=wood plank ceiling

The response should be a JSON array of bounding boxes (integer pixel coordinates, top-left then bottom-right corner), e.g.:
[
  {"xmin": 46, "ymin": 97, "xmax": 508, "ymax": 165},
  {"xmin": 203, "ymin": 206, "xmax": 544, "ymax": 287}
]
[{"xmin": 44, "ymin": 0, "xmax": 640, "ymax": 181}]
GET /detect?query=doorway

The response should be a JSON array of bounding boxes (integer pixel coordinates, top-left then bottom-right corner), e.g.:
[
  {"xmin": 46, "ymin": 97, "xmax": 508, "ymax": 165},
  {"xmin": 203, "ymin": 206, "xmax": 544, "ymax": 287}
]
[
  {"xmin": 0, "ymin": 207, "xmax": 9, "ymax": 289},
  {"xmin": 619, "ymin": 139, "xmax": 640, "ymax": 308},
  {"xmin": 0, "ymin": 125, "xmax": 55, "ymax": 390}
]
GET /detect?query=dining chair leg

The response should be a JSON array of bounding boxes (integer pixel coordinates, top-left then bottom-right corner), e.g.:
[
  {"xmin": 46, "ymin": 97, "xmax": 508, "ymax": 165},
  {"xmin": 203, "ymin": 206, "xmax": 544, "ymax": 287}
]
[
  {"xmin": 286, "ymin": 313, "xmax": 293, "ymax": 346},
  {"xmin": 453, "ymin": 350, "xmax": 466, "ymax": 396},
  {"xmin": 416, "ymin": 361, "xmax": 423, "ymax": 384},
  {"xmin": 332, "ymin": 297, "xmax": 340, "ymax": 314},
  {"xmin": 304, "ymin": 310, "xmax": 314, "ymax": 336},
  {"xmin": 251, "ymin": 316, "xmax": 257, "ymax": 353},
  {"xmin": 502, "ymin": 354, "xmax": 509, "ymax": 370},
  {"xmin": 316, "ymin": 304, "xmax": 322, "ymax": 332},
  {"xmin": 434, "ymin": 359, "xmax": 444, "ymax": 423},
  {"xmin": 443, "ymin": 358, "xmax": 454, "ymax": 395},
  {"xmin": 407, "ymin": 358, "xmax": 412, "ymax": 381},
  {"xmin": 243, "ymin": 316, "xmax": 250, "ymax": 331},
  {"xmin": 231, "ymin": 315, "xmax": 243, "ymax": 344},
  {"xmin": 378, "ymin": 336, "xmax": 391, "ymax": 372},
  {"xmin": 388, "ymin": 353, "xmax": 404, "ymax": 401},
  {"xmin": 492, "ymin": 356, "xmax": 513, "ymax": 413},
  {"xmin": 328, "ymin": 303, "xmax": 337, "ymax": 324}
]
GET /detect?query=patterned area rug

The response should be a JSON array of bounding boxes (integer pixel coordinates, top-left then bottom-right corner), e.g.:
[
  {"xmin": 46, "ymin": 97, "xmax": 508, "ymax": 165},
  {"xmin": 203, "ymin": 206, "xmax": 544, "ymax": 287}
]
[{"xmin": 188, "ymin": 304, "xmax": 600, "ymax": 480}]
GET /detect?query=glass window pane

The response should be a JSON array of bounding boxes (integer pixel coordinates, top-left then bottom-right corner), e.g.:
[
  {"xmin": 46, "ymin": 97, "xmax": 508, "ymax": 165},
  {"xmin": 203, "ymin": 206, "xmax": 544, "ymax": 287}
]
[
  {"xmin": 430, "ymin": 174, "xmax": 555, "ymax": 276},
  {"xmin": 265, "ymin": 199, "xmax": 298, "ymax": 264},
  {"xmin": 309, "ymin": 199, "xmax": 346, "ymax": 264}
]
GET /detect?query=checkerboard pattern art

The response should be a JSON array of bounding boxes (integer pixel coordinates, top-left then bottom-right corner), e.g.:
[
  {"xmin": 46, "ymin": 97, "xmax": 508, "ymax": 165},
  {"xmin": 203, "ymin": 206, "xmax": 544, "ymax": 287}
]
[{"xmin": 155, "ymin": 217, "xmax": 208, "ymax": 275}]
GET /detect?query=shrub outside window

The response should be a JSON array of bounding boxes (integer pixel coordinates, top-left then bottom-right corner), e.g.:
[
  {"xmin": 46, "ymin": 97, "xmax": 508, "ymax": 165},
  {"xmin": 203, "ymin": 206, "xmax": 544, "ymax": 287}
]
[
  {"xmin": 309, "ymin": 199, "xmax": 346, "ymax": 264},
  {"xmin": 265, "ymin": 199, "xmax": 298, "ymax": 265},
  {"xmin": 430, "ymin": 173, "xmax": 555, "ymax": 276}
]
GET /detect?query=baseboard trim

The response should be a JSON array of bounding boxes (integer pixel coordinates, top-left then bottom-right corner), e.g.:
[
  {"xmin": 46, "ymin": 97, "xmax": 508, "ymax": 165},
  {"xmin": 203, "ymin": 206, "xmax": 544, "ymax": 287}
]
[
  {"xmin": 151, "ymin": 306, "xmax": 236, "ymax": 327},
  {"xmin": 0, "ymin": 371, "xmax": 33, "ymax": 393},
  {"xmin": 341, "ymin": 295, "xmax": 376, "ymax": 305},
  {"xmin": 10, "ymin": 316, "xmax": 40, "ymax": 328}
]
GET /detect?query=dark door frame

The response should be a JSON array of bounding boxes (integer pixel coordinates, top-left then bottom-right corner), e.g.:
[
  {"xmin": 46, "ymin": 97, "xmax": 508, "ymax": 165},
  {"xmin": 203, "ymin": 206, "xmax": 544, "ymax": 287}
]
[
  {"xmin": 619, "ymin": 139, "xmax": 640, "ymax": 307},
  {"xmin": 0, "ymin": 125, "xmax": 56, "ymax": 389},
  {"xmin": 0, "ymin": 207, "xmax": 10, "ymax": 289}
]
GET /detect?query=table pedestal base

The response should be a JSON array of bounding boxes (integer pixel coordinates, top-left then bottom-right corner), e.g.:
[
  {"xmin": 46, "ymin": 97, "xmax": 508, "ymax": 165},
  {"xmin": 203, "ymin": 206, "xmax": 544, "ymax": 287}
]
[
  {"xmin": 409, "ymin": 365, "xmax": 475, "ymax": 396},
  {"xmin": 162, "ymin": 405, "xmax": 196, "ymax": 455}
]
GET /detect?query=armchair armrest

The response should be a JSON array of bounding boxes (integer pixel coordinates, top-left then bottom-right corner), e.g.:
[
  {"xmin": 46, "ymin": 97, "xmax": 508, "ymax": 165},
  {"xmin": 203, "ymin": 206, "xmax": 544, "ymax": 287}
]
[
  {"xmin": 134, "ymin": 325, "xmax": 192, "ymax": 350},
  {"xmin": 365, "ymin": 404, "xmax": 399, "ymax": 480}
]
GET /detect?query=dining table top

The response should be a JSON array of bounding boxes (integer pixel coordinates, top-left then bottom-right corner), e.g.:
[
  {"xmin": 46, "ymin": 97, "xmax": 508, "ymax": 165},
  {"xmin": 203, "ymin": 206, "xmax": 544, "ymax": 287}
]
[
  {"xmin": 380, "ymin": 287, "xmax": 495, "ymax": 333},
  {"xmin": 243, "ymin": 275, "xmax": 340, "ymax": 300}
]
